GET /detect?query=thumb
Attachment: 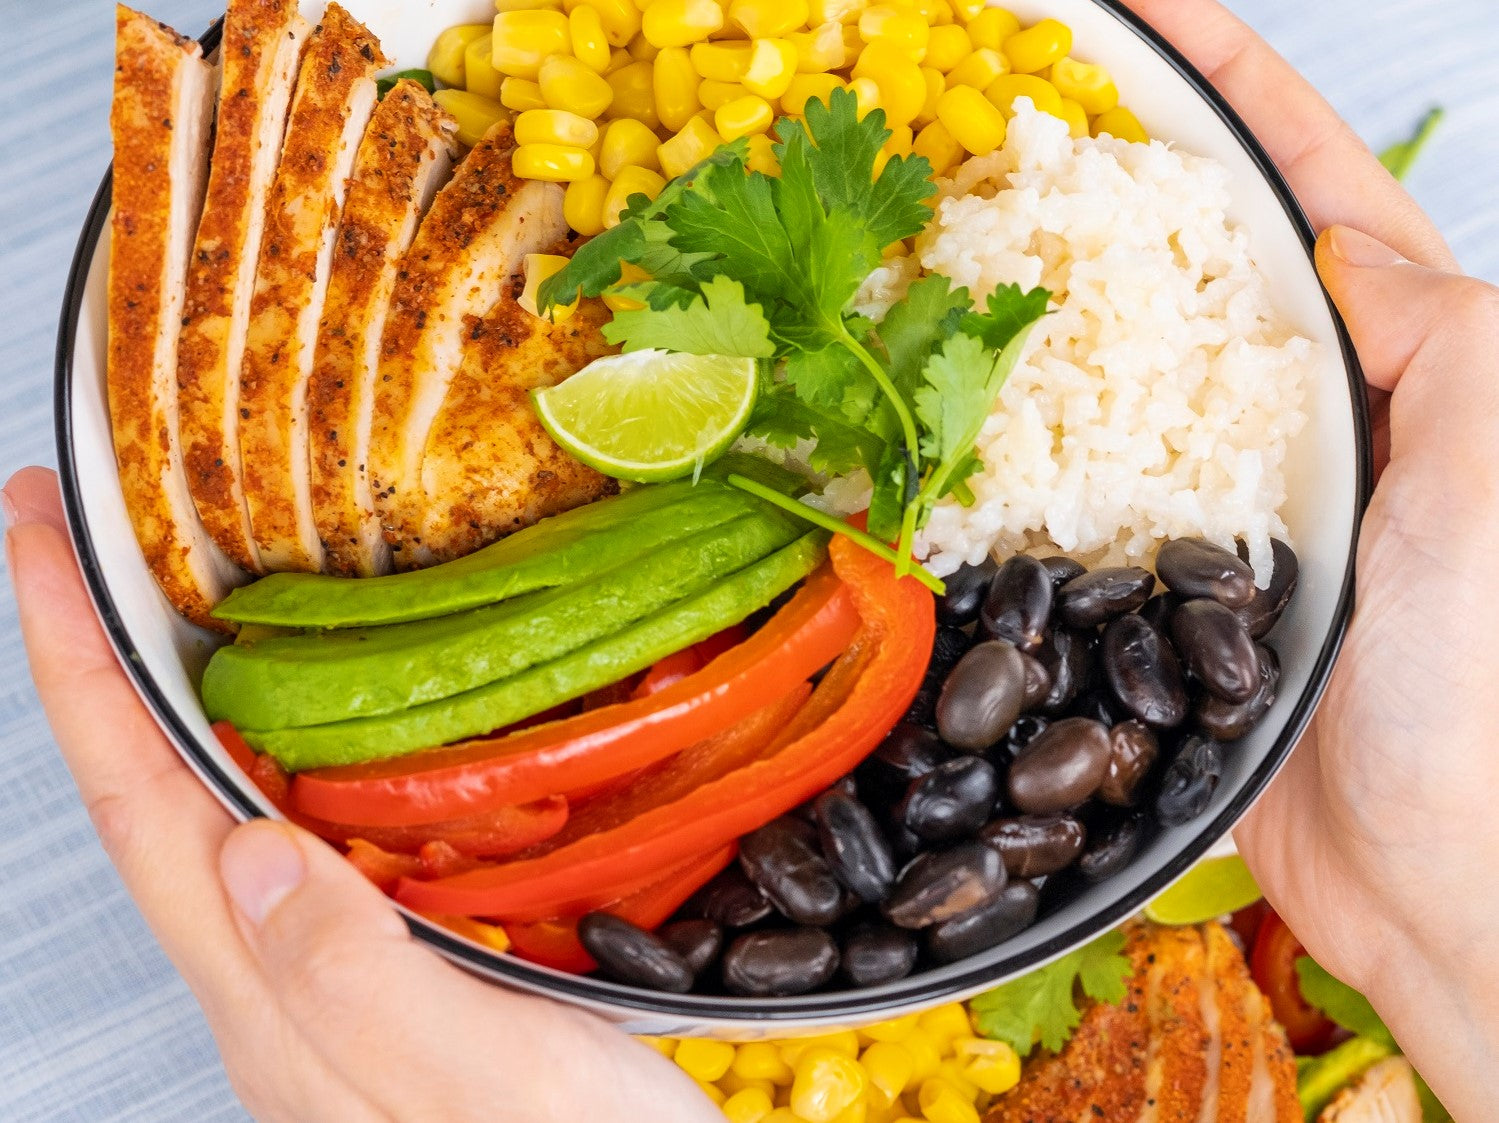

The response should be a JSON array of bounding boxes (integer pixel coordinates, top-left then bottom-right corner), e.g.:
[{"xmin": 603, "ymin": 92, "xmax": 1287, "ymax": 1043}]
[{"xmin": 220, "ymin": 820, "xmax": 718, "ymax": 1122}]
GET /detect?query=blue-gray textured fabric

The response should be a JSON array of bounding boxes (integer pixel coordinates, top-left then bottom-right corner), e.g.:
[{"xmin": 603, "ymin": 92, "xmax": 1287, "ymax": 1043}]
[{"xmin": 1, "ymin": 0, "xmax": 1495, "ymax": 1119}]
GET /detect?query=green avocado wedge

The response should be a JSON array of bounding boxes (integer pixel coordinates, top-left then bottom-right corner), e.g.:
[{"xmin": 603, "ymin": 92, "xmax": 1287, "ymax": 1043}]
[
  {"xmin": 202, "ymin": 508, "xmax": 803, "ymax": 730},
  {"xmin": 243, "ymin": 531, "xmax": 829, "ymax": 771}
]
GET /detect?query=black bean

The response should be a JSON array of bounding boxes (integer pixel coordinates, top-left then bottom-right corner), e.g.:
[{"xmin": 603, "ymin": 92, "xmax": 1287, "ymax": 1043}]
[
  {"xmin": 928, "ymin": 626, "xmax": 974, "ymax": 684},
  {"xmin": 815, "ymin": 790, "xmax": 898, "ymax": 903},
  {"xmin": 1072, "ymin": 688, "xmax": 1124, "ymax": 727},
  {"xmin": 1102, "ymin": 614, "xmax": 1188, "ymax": 729},
  {"xmin": 937, "ymin": 557, "xmax": 999, "ymax": 626},
  {"xmin": 841, "ymin": 923, "xmax": 920, "ymax": 986},
  {"xmin": 902, "ymin": 685, "xmax": 939, "ymax": 730},
  {"xmin": 980, "ymin": 556, "xmax": 1053, "ymax": 652},
  {"xmin": 883, "ymin": 841, "xmax": 1007, "ymax": 929},
  {"xmin": 578, "ymin": 913, "xmax": 694, "ymax": 993},
  {"xmin": 657, "ymin": 919, "xmax": 723, "ymax": 976},
  {"xmin": 1056, "ymin": 566, "xmax": 1156, "ymax": 628},
  {"xmin": 999, "ymin": 714, "xmax": 1050, "ymax": 760},
  {"xmin": 1172, "ymin": 599, "xmax": 1260, "ymax": 703},
  {"xmin": 981, "ymin": 814, "xmax": 1087, "ymax": 877},
  {"xmin": 1076, "ymin": 812, "xmax": 1145, "ymax": 882},
  {"xmin": 885, "ymin": 819, "xmax": 926, "ymax": 862},
  {"xmin": 681, "ymin": 866, "xmax": 773, "ymax": 928},
  {"xmin": 1139, "ymin": 592, "xmax": 1183, "ymax": 633},
  {"xmin": 858, "ymin": 724, "xmax": 953, "ymax": 809},
  {"xmin": 721, "ymin": 928, "xmax": 840, "ymax": 996},
  {"xmin": 1154, "ymin": 735, "xmax": 1225, "ymax": 826},
  {"xmin": 1007, "ymin": 716, "xmax": 1111, "ymax": 814},
  {"xmin": 1035, "ymin": 628, "xmax": 1094, "ymax": 715},
  {"xmin": 936, "ymin": 640, "xmax": 1028, "ymax": 751},
  {"xmin": 898, "ymin": 757, "xmax": 1000, "ymax": 843},
  {"xmin": 1098, "ymin": 720, "xmax": 1159, "ymax": 807},
  {"xmin": 1235, "ymin": 539, "xmax": 1299, "ymax": 639},
  {"xmin": 739, "ymin": 816, "xmax": 846, "ymax": 926},
  {"xmin": 1157, "ymin": 537, "xmax": 1256, "ymax": 607},
  {"xmin": 1019, "ymin": 653, "xmax": 1052, "ymax": 710},
  {"xmin": 1039, "ymin": 555, "xmax": 1086, "ymax": 588},
  {"xmin": 1195, "ymin": 645, "xmax": 1280, "ymax": 741},
  {"xmin": 926, "ymin": 881, "xmax": 1040, "ymax": 964}
]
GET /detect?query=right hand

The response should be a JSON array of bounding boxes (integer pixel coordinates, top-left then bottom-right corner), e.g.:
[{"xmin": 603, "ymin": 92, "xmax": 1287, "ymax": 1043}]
[{"xmin": 1124, "ymin": 2, "xmax": 1499, "ymax": 1117}]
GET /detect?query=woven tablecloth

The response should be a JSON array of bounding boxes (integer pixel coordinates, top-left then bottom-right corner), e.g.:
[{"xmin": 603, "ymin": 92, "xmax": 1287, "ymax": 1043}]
[{"xmin": 2, "ymin": 0, "xmax": 1495, "ymax": 1118}]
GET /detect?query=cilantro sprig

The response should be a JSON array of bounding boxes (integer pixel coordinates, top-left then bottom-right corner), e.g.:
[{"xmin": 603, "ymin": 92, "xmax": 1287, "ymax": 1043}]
[
  {"xmin": 539, "ymin": 90, "xmax": 1050, "ymax": 582},
  {"xmin": 970, "ymin": 930, "xmax": 1131, "ymax": 1055}
]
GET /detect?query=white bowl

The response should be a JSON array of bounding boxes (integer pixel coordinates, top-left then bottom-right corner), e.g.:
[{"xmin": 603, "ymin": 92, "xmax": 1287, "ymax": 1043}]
[{"xmin": 56, "ymin": 0, "xmax": 1369, "ymax": 1036}]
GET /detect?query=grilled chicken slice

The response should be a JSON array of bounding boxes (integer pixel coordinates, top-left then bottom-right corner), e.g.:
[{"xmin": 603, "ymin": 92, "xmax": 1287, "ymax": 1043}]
[
  {"xmin": 176, "ymin": 0, "xmax": 307, "ymax": 573},
  {"xmin": 1319, "ymin": 1057, "xmax": 1422, "ymax": 1123},
  {"xmin": 984, "ymin": 922, "xmax": 1300, "ymax": 1123},
  {"xmin": 237, "ymin": 4, "xmax": 389, "ymax": 573},
  {"xmin": 368, "ymin": 124, "xmax": 568, "ymax": 569},
  {"xmin": 307, "ymin": 80, "xmax": 457, "ymax": 577},
  {"xmin": 108, "ymin": 6, "xmax": 245, "ymax": 630},
  {"xmin": 410, "ymin": 267, "xmax": 617, "ymax": 568}
]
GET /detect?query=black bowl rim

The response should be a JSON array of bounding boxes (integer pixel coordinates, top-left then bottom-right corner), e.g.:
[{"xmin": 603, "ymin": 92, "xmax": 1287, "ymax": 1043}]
[{"xmin": 55, "ymin": 1, "xmax": 1372, "ymax": 1024}]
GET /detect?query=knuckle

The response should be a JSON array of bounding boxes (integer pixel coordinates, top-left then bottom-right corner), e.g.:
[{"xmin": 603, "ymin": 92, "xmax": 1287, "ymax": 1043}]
[
  {"xmin": 85, "ymin": 791, "xmax": 139, "ymax": 866},
  {"xmin": 1449, "ymin": 277, "xmax": 1499, "ymax": 334}
]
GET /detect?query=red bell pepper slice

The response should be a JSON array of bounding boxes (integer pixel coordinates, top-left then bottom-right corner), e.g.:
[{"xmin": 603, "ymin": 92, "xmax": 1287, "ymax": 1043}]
[
  {"xmin": 290, "ymin": 569, "xmax": 858, "ymax": 828},
  {"xmin": 395, "ymin": 537, "xmax": 934, "ymax": 918}
]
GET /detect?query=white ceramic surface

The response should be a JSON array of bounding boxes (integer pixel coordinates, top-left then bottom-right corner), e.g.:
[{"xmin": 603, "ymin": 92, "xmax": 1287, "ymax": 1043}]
[{"xmin": 58, "ymin": 0, "xmax": 1367, "ymax": 1036}]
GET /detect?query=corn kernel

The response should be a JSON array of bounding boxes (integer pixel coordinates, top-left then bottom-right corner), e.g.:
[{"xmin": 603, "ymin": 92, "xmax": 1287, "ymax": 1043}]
[
  {"xmin": 852, "ymin": 42, "xmax": 925, "ymax": 127},
  {"xmin": 781, "ymin": 72, "xmax": 844, "ymax": 115},
  {"xmin": 490, "ymin": 9, "xmax": 571, "ymax": 78},
  {"xmin": 566, "ymin": 5, "xmax": 611, "ymax": 71},
  {"xmin": 900, "ymin": 1029, "xmax": 943, "ymax": 1085},
  {"xmin": 724, "ymin": 1087, "xmax": 776, "ymax": 1123},
  {"xmin": 433, "ymin": 88, "xmax": 512, "ymax": 148},
  {"xmin": 782, "ymin": 1031, "xmax": 861, "ymax": 1066},
  {"xmin": 936, "ymin": 1061, "xmax": 980, "ymax": 1102},
  {"xmin": 922, "ymin": 23, "xmax": 970, "ymax": 72},
  {"xmin": 1048, "ymin": 56, "xmax": 1118, "ymax": 115},
  {"xmin": 964, "ymin": 7, "xmax": 1019, "ymax": 50},
  {"xmin": 1092, "ymin": 105, "xmax": 1148, "ymax": 143},
  {"xmin": 858, "ymin": 5, "xmax": 929, "ymax": 62},
  {"xmin": 537, "ymin": 53, "xmax": 615, "ymax": 116},
  {"xmin": 513, "ymin": 141, "xmax": 595, "ymax": 180},
  {"xmin": 745, "ymin": 132, "xmax": 779, "ymax": 174},
  {"xmin": 918, "ymin": 1004, "xmax": 972, "ymax": 1044},
  {"xmin": 1056, "ymin": 96, "xmax": 1088, "ymax": 137},
  {"xmin": 848, "ymin": 75, "xmax": 882, "ymax": 117},
  {"xmin": 598, "ymin": 118, "xmax": 659, "ymax": 176},
  {"xmin": 605, "ymin": 59, "xmax": 660, "ymax": 125},
  {"xmin": 984, "ymin": 72, "xmax": 1062, "ymax": 118},
  {"xmin": 495, "ymin": 0, "xmax": 563, "ymax": 10},
  {"xmin": 675, "ymin": 1037, "xmax": 737, "ymax": 1083},
  {"xmin": 603, "ymin": 164, "xmax": 667, "ymax": 224},
  {"xmin": 734, "ymin": 1042, "xmax": 796, "ymax": 1085},
  {"xmin": 651, "ymin": 46, "xmax": 700, "ymax": 130},
  {"xmin": 518, "ymin": 253, "xmax": 577, "ymax": 320},
  {"xmin": 603, "ymin": 261, "xmax": 652, "ymax": 310},
  {"xmin": 462, "ymin": 33, "xmax": 507, "ymax": 100},
  {"xmin": 946, "ymin": 46, "xmax": 1006, "ymax": 90},
  {"xmin": 501, "ymin": 76, "xmax": 549, "ymax": 111},
  {"xmin": 695, "ymin": 79, "xmax": 744, "ymax": 110},
  {"xmin": 762, "ymin": 1111, "xmax": 806, "ymax": 1123},
  {"xmin": 642, "ymin": 0, "xmax": 724, "ymax": 48},
  {"xmin": 953, "ymin": 1039, "xmax": 1021, "ymax": 1096},
  {"xmin": 637, "ymin": 1035, "xmax": 678, "ymax": 1056},
  {"xmin": 808, "ymin": 0, "xmax": 867, "ymax": 24},
  {"xmin": 914, "ymin": 66, "xmax": 944, "ymax": 124},
  {"xmin": 861, "ymin": 1041, "xmax": 916, "ymax": 1108},
  {"xmin": 427, "ymin": 24, "xmax": 489, "ymax": 89},
  {"xmin": 913, "ymin": 118, "xmax": 961, "ymax": 171},
  {"xmin": 591, "ymin": 0, "xmax": 643, "ymax": 45},
  {"xmin": 657, "ymin": 114, "xmax": 723, "ymax": 176},
  {"xmin": 627, "ymin": 31, "xmax": 659, "ymax": 60},
  {"xmin": 1003, "ymin": 17, "xmax": 1071, "ymax": 73},
  {"xmin": 691, "ymin": 41, "xmax": 752, "ymax": 82},
  {"xmin": 790, "ymin": 1047, "xmax": 867, "ymax": 1123},
  {"xmin": 516, "ymin": 107, "xmax": 599, "ymax": 149},
  {"xmin": 918, "ymin": 1078, "xmax": 980, "ymax": 1123},
  {"xmin": 949, "ymin": 0, "xmax": 985, "ymax": 20},
  {"xmin": 721, "ymin": 1071, "xmax": 778, "ymax": 1099},
  {"xmin": 729, "ymin": 0, "xmax": 808, "ymax": 37},
  {"xmin": 714, "ymin": 93, "xmax": 773, "ymax": 139},
  {"xmin": 862, "ymin": 1014, "xmax": 920, "ymax": 1043},
  {"xmin": 828, "ymin": 1101, "xmax": 868, "ymax": 1123},
  {"xmin": 936, "ymin": 84, "xmax": 1005, "ymax": 154},
  {"xmin": 695, "ymin": 1077, "xmax": 727, "ymax": 1107},
  {"xmin": 790, "ymin": 22, "xmax": 848, "ymax": 71},
  {"xmin": 743, "ymin": 38, "xmax": 797, "ymax": 98},
  {"xmin": 562, "ymin": 173, "xmax": 610, "ymax": 234},
  {"xmin": 927, "ymin": 0, "xmax": 954, "ymax": 25}
]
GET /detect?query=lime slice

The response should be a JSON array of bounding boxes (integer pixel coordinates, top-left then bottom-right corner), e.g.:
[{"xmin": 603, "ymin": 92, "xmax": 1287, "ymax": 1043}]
[
  {"xmin": 1144, "ymin": 855, "xmax": 1262, "ymax": 926},
  {"xmin": 532, "ymin": 349, "xmax": 759, "ymax": 483}
]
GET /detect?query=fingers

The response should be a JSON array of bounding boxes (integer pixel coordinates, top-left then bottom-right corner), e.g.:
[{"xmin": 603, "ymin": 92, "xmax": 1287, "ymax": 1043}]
[
  {"xmin": 3, "ymin": 466, "xmax": 70, "ymax": 534},
  {"xmin": 223, "ymin": 820, "xmax": 721, "ymax": 1123},
  {"xmin": 1120, "ymin": 0, "xmax": 1454, "ymax": 271}
]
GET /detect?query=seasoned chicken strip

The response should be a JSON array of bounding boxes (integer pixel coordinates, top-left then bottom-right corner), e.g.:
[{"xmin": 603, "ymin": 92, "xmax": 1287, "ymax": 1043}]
[
  {"xmin": 307, "ymin": 80, "xmax": 457, "ymax": 577},
  {"xmin": 1319, "ymin": 1057, "xmax": 1422, "ymax": 1123},
  {"xmin": 1141, "ymin": 924, "xmax": 1212, "ymax": 1120},
  {"xmin": 176, "ymin": 0, "xmax": 307, "ymax": 573},
  {"xmin": 238, "ymin": 3, "xmax": 388, "ymax": 573},
  {"xmin": 108, "ymin": 6, "xmax": 244, "ymax": 630},
  {"xmin": 368, "ymin": 125, "xmax": 567, "ymax": 569},
  {"xmin": 411, "ymin": 272, "xmax": 617, "ymax": 568}
]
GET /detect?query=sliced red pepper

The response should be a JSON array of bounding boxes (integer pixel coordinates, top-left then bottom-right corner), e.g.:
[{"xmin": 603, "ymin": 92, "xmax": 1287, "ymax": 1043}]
[
  {"xmin": 633, "ymin": 626, "xmax": 748, "ymax": 699},
  {"xmin": 291, "ymin": 568, "xmax": 858, "ymax": 828},
  {"xmin": 345, "ymin": 839, "xmax": 423, "ymax": 892},
  {"xmin": 396, "ymin": 537, "xmax": 933, "ymax": 917},
  {"xmin": 416, "ymin": 913, "xmax": 511, "ymax": 953}
]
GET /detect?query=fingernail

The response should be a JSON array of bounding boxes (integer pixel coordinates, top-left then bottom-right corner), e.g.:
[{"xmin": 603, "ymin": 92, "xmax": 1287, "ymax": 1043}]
[
  {"xmin": 1327, "ymin": 226, "xmax": 1407, "ymax": 268},
  {"xmin": 221, "ymin": 822, "xmax": 306, "ymax": 927},
  {"xmin": 1, "ymin": 488, "xmax": 17, "ymax": 531}
]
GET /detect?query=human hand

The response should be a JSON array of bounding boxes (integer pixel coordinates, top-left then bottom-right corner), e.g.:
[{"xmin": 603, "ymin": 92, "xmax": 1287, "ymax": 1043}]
[
  {"xmin": 3, "ymin": 468, "xmax": 720, "ymax": 1123},
  {"xmin": 1122, "ymin": 0, "xmax": 1499, "ymax": 1114}
]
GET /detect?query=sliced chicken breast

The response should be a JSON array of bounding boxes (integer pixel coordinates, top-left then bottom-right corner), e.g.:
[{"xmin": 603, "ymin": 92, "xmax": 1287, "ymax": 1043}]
[
  {"xmin": 367, "ymin": 124, "xmax": 567, "ymax": 570},
  {"xmin": 176, "ymin": 0, "xmax": 307, "ymax": 573},
  {"xmin": 410, "ymin": 272, "xmax": 617, "ymax": 569},
  {"xmin": 108, "ymin": 6, "xmax": 245, "ymax": 630},
  {"xmin": 237, "ymin": 3, "xmax": 389, "ymax": 573},
  {"xmin": 307, "ymin": 80, "xmax": 457, "ymax": 577},
  {"xmin": 1319, "ymin": 1057, "xmax": 1422, "ymax": 1123}
]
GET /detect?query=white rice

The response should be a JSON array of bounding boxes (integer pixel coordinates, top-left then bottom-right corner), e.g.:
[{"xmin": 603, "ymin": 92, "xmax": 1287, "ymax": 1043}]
[{"xmin": 852, "ymin": 102, "xmax": 1313, "ymax": 584}]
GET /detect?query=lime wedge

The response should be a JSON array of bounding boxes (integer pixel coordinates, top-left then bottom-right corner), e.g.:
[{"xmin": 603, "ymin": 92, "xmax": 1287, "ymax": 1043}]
[
  {"xmin": 1144, "ymin": 855, "xmax": 1262, "ymax": 926},
  {"xmin": 532, "ymin": 349, "xmax": 759, "ymax": 483}
]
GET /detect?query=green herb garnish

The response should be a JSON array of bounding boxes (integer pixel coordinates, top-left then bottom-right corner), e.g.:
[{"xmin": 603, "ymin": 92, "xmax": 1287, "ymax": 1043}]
[
  {"xmin": 971, "ymin": 929, "xmax": 1132, "ymax": 1055},
  {"xmin": 1379, "ymin": 107, "xmax": 1443, "ymax": 181}
]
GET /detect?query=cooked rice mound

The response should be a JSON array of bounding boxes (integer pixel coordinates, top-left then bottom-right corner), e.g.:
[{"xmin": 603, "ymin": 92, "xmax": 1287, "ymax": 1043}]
[{"xmin": 858, "ymin": 103, "xmax": 1313, "ymax": 583}]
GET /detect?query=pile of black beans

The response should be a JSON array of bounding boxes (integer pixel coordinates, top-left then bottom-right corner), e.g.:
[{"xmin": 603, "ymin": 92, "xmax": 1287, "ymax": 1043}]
[{"xmin": 577, "ymin": 537, "xmax": 1298, "ymax": 996}]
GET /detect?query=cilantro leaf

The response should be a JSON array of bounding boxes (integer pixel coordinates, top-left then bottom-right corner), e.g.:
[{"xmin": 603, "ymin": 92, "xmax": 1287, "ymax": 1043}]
[
  {"xmin": 1379, "ymin": 107, "xmax": 1443, "ymax": 181},
  {"xmin": 914, "ymin": 333, "xmax": 994, "ymax": 466},
  {"xmin": 961, "ymin": 283, "xmax": 1053, "ymax": 352},
  {"xmin": 746, "ymin": 386, "xmax": 885, "ymax": 477},
  {"xmin": 971, "ymin": 930, "xmax": 1131, "ymax": 1055},
  {"xmin": 603, "ymin": 277, "xmax": 774, "ymax": 358},
  {"xmin": 1294, "ymin": 958, "xmax": 1396, "ymax": 1048},
  {"xmin": 665, "ymin": 164, "xmax": 804, "ymax": 307},
  {"xmin": 876, "ymin": 274, "xmax": 972, "ymax": 398}
]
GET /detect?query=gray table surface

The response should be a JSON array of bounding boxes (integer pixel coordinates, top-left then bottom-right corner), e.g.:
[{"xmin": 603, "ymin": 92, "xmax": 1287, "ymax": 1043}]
[{"xmin": 2, "ymin": 1, "xmax": 1496, "ymax": 1119}]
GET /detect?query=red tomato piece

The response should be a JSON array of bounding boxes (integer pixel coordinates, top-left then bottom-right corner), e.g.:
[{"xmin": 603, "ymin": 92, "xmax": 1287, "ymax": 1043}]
[{"xmin": 1249, "ymin": 909, "xmax": 1339, "ymax": 1055}]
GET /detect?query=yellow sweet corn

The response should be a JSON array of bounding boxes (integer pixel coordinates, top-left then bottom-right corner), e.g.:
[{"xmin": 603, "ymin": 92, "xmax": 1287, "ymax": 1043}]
[
  {"xmin": 1048, "ymin": 56, "xmax": 1118, "ymax": 115},
  {"xmin": 781, "ymin": 1030, "xmax": 861, "ymax": 1066},
  {"xmin": 743, "ymin": 38, "xmax": 798, "ymax": 98},
  {"xmin": 914, "ymin": 118, "xmax": 962, "ymax": 171},
  {"xmin": 782, "ymin": 72, "xmax": 845, "ymax": 115},
  {"xmin": 463, "ymin": 33, "xmax": 507, "ymax": 100},
  {"xmin": 852, "ymin": 41, "xmax": 925, "ymax": 127},
  {"xmin": 692, "ymin": 41, "xmax": 753, "ymax": 82},
  {"xmin": 432, "ymin": 88, "xmax": 511, "ymax": 148},
  {"xmin": 605, "ymin": 59, "xmax": 660, "ymax": 127},
  {"xmin": 676, "ymin": 1038, "xmax": 737, "ymax": 1084},
  {"xmin": 627, "ymin": 30, "xmax": 660, "ymax": 60},
  {"xmin": 539, "ymin": 53, "xmax": 615, "ymax": 116},
  {"xmin": 697, "ymin": 1079, "xmax": 728, "ymax": 1107},
  {"xmin": 657, "ymin": 114, "xmax": 723, "ymax": 176},
  {"xmin": 606, "ymin": 46, "xmax": 634, "ymax": 72},
  {"xmin": 563, "ymin": 172, "xmax": 610, "ymax": 234},
  {"xmin": 984, "ymin": 72, "xmax": 1062, "ymax": 118},
  {"xmin": 916, "ymin": 66, "xmax": 944, "ymax": 125},
  {"xmin": 599, "ymin": 116, "xmax": 661, "ymax": 175},
  {"xmin": 604, "ymin": 260, "xmax": 652, "ymax": 310},
  {"xmin": 515, "ymin": 107, "xmax": 599, "ymax": 147},
  {"xmin": 899, "ymin": 1029, "xmax": 943, "ymax": 1085},
  {"xmin": 512, "ymin": 141, "xmax": 596, "ymax": 180},
  {"xmin": 936, "ymin": 83, "xmax": 1004, "ymax": 154},
  {"xmin": 857, "ymin": 5, "xmax": 928, "ymax": 62},
  {"xmin": 427, "ymin": 23, "xmax": 489, "ymax": 89},
  {"xmin": 1093, "ymin": 105, "xmax": 1148, "ymax": 143},
  {"xmin": 791, "ymin": 1048, "xmax": 868, "ymax": 1123},
  {"xmin": 569, "ymin": 5, "xmax": 613, "ymax": 71},
  {"xmin": 732, "ymin": 1042, "xmax": 795, "ymax": 1085},
  {"xmin": 730, "ymin": 0, "xmax": 809, "ymax": 38},
  {"xmin": 591, "ymin": 0, "xmax": 644, "ymax": 45},
  {"xmin": 808, "ymin": 0, "xmax": 867, "ymax": 24},
  {"xmin": 696, "ymin": 78, "xmax": 747, "ymax": 110},
  {"xmin": 638, "ymin": 1036, "xmax": 677, "ymax": 1056},
  {"xmin": 652, "ymin": 46, "xmax": 701, "ymax": 130},
  {"xmin": 642, "ymin": 0, "xmax": 725, "ymax": 48},
  {"xmin": 859, "ymin": 1042, "xmax": 915, "ymax": 1108},
  {"xmin": 745, "ymin": 132, "xmax": 780, "ymax": 174},
  {"xmin": 952, "ymin": 1038, "xmax": 1021, "ymax": 1096},
  {"xmin": 500, "ymin": 76, "xmax": 549, "ymax": 111},
  {"xmin": 861, "ymin": 1014, "xmax": 919, "ymax": 1042},
  {"xmin": 922, "ymin": 23, "xmax": 970, "ymax": 72},
  {"xmin": 918, "ymin": 1004, "xmax": 972, "ymax": 1045},
  {"xmin": 944, "ymin": 45, "xmax": 1006, "ymax": 89},
  {"xmin": 716, "ymin": 93, "xmax": 774, "ymax": 139},
  {"xmin": 790, "ymin": 21, "xmax": 848, "ymax": 71},
  {"xmin": 917, "ymin": 1077, "xmax": 981, "ymax": 1123},
  {"xmin": 964, "ymin": 6, "xmax": 1019, "ymax": 51},
  {"xmin": 518, "ymin": 253, "xmax": 577, "ymax": 320},
  {"xmin": 603, "ymin": 164, "xmax": 667, "ymax": 224},
  {"xmin": 722, "ymin": 1086, "xmax": 775, "ymax": 1123},
  {"xmin": 948, "ymin": 0, "xmax": 985, "ymax": 21},
  {"xmin": 490, "ymin": 9, "xmax": 570, "ymax": 78},
  {"xmin": 1003, "ymin": 16, "xmax": 1071, "ymax": 73},
  {"xmin": 848, "ymin": 75, "xmax": 882, "ymax": 117},
  {"xmin": 1057, "ymin": 95, "xmax": 1088, "ymax": 138},
  {"xmin": 495, "ymin": 0, "xmax": 563, "ymax": 9}
]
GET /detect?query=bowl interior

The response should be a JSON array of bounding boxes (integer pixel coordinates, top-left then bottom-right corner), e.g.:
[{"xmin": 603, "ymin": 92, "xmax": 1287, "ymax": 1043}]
[{"xmin": 58, "ymin": 0, "xmax": 1366, "ymax": 1035}]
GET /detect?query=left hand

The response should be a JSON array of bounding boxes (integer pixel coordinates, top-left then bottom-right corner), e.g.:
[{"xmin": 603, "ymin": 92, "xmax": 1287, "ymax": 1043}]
[{"xmin": 4, "ymin": 466, "xmax": 718, "ymax": 1123}]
